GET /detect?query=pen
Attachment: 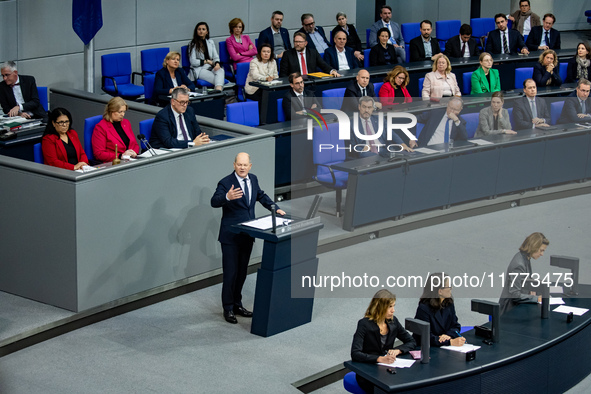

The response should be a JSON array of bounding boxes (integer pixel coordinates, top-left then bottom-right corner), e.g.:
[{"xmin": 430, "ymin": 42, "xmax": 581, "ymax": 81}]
[{"xmin": 455, "ymin": 330, "xmax": 467, "ymax": 344}]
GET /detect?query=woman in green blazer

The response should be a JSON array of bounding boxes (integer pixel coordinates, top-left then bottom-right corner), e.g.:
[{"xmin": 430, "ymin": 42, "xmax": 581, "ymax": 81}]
[{"xmin": 471, "ymin": 52, "xmax": 501, "ymax": 94}]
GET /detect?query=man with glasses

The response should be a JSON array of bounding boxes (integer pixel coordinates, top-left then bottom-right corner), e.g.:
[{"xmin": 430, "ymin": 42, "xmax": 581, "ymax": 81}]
[
  {"xmin": 525, "ymin": 13, "xmax": 561, "ymax": 52},
  {"xmin": 297, "ymin": 13, "xmax": 330, "ymax": 54},
  {"xmin": 282, "ymin": 72, "xmax": 320, "ymax": 121},
  {"xmin": 279, "ymin": 32, "xmax": 339, "ymax": 77},
  {"xmin": 558, "ymin": 78, "xmax": 591, "ymax": 124},
  {"xmin": 508, "ymin": 0, "xmax": 540, "ymax": 37},
  {"xmin": 368, "ymin": 5, "xmax": 405, "ymax": 63},
  {"xmin": 149, "ymin": 87, "xmax": 210, "ymax": 149},
  {"xmin": 0, "ymin": 61, "xmax": 47, "ymax": 121}
]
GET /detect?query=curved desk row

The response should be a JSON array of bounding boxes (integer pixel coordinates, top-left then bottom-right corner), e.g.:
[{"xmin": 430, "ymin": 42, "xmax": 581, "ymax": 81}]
[{"xmin": 345, "ymin": 285, "xmax": 591, "ymax": 393}]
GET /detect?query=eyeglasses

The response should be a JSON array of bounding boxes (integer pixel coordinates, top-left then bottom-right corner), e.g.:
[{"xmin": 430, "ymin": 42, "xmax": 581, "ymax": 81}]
[
  {"xmin": 55, "ymin": 121, "xmax": 70, "ymax": 126},
  {"xmin": 294, "ymin": 40, "xmax": 306, "ymax": 44},
  {"xmin": 303, "ymin": 21, "xmax": 315, "ymax": 27},
  {"xmin": 175, "ymin": 99, "xmax": 190, "ymax": 106}
]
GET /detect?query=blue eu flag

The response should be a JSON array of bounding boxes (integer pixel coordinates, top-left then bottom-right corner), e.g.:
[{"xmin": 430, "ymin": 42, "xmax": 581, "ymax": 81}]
[{"xmin": 72, "ymin": 0, "xmax": 103, "ymax": 45}]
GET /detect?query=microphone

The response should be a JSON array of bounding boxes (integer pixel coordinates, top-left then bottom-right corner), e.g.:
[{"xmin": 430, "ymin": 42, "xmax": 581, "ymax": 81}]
[
  {"xmin": 271, "ymin": 208, "xmax": 277, "ymax": 233},
  {"xmin": 137, "ymin": 134, "xmax": 157, "ymax": 157}
]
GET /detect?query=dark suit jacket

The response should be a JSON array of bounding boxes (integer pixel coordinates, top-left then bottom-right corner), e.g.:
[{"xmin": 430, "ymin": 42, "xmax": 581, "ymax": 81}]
[
  {"xmin": 443, "ymin": 35, "xmax": 481, "ymax": 58},
  {"xmin": 331, "ymin": 24, "xmax": 363, "ymax": 52},
  {"xmin": 485, "ymin": 29, "xmax": 525, "ymax": 55},
  {"xmin": 525, "ymin": 26, "xmax": 561, "ymax": 51},
  {"xmin": 499, "ymin": 251, "xmax": 538, "ymax": 315},
  {"xmin": 351, "ymin": 317, "xmax": 416, "ymax": 363},
  {"xmin": 282, "ymin": 89, "xmax": 320, "ymax": 121},
  {"xmin": 341, "ymin": 81, "xmax": 376, "ymax": 113},
  {"xmin": 257, "ymin": 26, "xmax": 291, "ymax": 51},
  {"xmin": 558, "ymin": 91, "xmax": 591, "ymax": 124},
  {"xmin": 0, "ymin": 74, "xmax": 46, "ymax": 120},
  {"xmin": 369, "ymin": 44, "xmax": 398, "ymax": 67},
  {"xmin": 279, "ymin": 47, "xmax": 333, "ymax": 77},
  {"xmin": 409, "ymin": 36, "xmax": 441, "ymax": 62},
  {"xmin": 533, "ymin": 61, "xmax": 562, "ymax": 87},
  {"xmin": 149, "ymin": 105, "xmax": 202, "ymax": 149},
  {"xmin": 153, "ymin": 67, "xmax": 195, "ymax": 105},
  {"xmin": 565, "ymin": 57, "xmax": 591, "ymax": 83},
  {"xmin": 323, "ymin": 46, "xmax": 359, "ymax": 71},
  {"xmin": 297, "ymin": 26, "xmax": 331, "ymax": 52},
  {"xmin": 414, "ymin": 302, "xmax": 461, "ymax": 347},
  {"xmin": 513, "ymin": 96, "xmax": 551, "ymax": 129},
  {"xmin": 416, "ymin": 108, "xmax": 468, "ymax": 147},
  {"xmin": 347, "ymin": 115, "xmax": 403, "ymax": 160},
  {"xmin": 210, "ymin": 172, "xmax": 276, "ymax": 244}
]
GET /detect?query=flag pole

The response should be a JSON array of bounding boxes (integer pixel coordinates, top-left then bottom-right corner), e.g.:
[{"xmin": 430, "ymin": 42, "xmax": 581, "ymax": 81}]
[{"xmin": 84, "ymin": 40, "xmax": 94, "ymax": 93}]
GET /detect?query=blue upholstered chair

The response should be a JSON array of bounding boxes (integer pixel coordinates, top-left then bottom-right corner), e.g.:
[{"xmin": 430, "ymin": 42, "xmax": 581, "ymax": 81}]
[
  {"xmin": 419, "ymin": 77, "xmax": 424, "ymax": 94},
  {"xmin": 374, "ymin": 82, "xmax": 384, "ymax": 97},
  {"xmin": 343, "ymin": 372, "xmax": 365, "ymax": 394},
  {"xmin": 180, "ymin": 45, "xmax": 191, "ymax": 76},
  {"xmin": 435, "ymin": 20, "xmax": 461, "ymax": 51},
  {"xmin": 235, "ymin": 62, "xmax": 251, "ymax": 101},
  {"xmin": 313, "ymin": 123, "xmax": 348, "ymax": 216},
  {"xmin": 277, "ymin": 98, "xmax": 285, "ymax": 122},
  {"xmin": 550, "ymin": 101, "xmax": 565, "ymax": 125},
  {"xmin": 37, "ymin": 86, "xmax": 48, "ymax": 112},
  {"xmin": 143, "ymin": 73, "xmax": 155, "ymax": 105},
  {"xmin": 514, "ymin": 67, "xmax": 533, "ymax": 89},
  {"xmin": 363, "ymin": 48, "xmax": 370, "ymax": 68},
  {"xmin": 322, "ymin": 88, "xmax": 346, "ymax": 110},
  {"xmin": 83, "ymin": 115, "xmax": 103, "ymax": 162},
  {"xmin": 462, "ymin": 72, "xmax": 473, "ymax": 95},
  {"xmin": 33, "ymin": 142, "xmax": 43, "ymax": 164},
  {"xmin": 401, "ymin": 22, "xmax": 421, "ymax": 63},
  {"xmin": 218, "ymin": 41, "xmax": 236, "ymax": 80},
  {"xmin": 462, "ymin": 112, "xmax": 480, "ymax": 138},
  {"xmin": 470, "ymin": 18, "xmax": 495, "ymax": 49},
  {"xmin": 507, "ymin": 107, "xmax": 514, "ymax": 129},
  {"xmin": 140, "ymin": 47, "xmax": 170, "ymax": 76},
  {"xmin": 139, "ymin": 118, "xmax": 155, "ymax": 152},
  {"xmin": 559, "ymin": 63, "xmax": 568, "ymax": 82},
  {"xmin": 101, "ymin": 53, "xmax": 144, "ymax": 99},
  {"xmin": 366, "ymin": 28, "xmax": 370, "ymax": 47},
  {"xmin": 226, "ymin": 101, "xmax": 259, "ymax": 127}
]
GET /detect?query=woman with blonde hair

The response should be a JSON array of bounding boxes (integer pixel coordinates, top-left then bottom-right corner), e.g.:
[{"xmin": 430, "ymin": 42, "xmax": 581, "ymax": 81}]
[
  {"xmin": 153, "ymin": 51, "xmax": 195, "ymax": 105},
  {"xmin": 92, "ymin": 97, "xmax": 139, "ymax": 162},
  {"xmin": 422, "ymin": 53, "xmax": 461, "ymax": 99},
  {"xmin": 351, "ymin": 289, "xmax": 415, "ymax": 393},
  {"xmin": 533, "ymin": 49, "xmax": 562, "ymax": 87},
  {"xmin": 379, "ymin": 65, "xmax": 412, "ymax": 106}
]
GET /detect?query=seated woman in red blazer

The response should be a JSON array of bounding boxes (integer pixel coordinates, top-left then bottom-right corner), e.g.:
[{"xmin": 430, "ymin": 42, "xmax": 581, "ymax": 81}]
[
  {"xmin": 379, "ymin": 65, "xmax": 412, "ymax": 106},
  {"xmin": 42, "ymin": 107, "xmax": 88, "ymax": 170},
  {"xmin": 92, "ymin": 97, "xmax": 140, "ymax": 163},
  {"xmin": 225, "ymin": 17, "xmax": 257, "ymax": 70}
]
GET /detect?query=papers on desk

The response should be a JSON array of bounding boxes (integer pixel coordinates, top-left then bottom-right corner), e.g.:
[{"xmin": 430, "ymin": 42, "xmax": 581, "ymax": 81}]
[
  {"xmin": 378, "ymin": 358, "xmax": 416, "ymax": 368},
  {"xmin": 138, "ymin": 149, "xmax": 173, "ymax": 158},
  {"xmin": 553, "ymin": 305, "xmax": 589, "ymax": 316},
  {"xmin": 469, "ymin": 139, "xmax": 494, "ymax": 146},
  {"xmin": 307, "ymin": 72, "xmax": 332, "ymax": 78},
  {"xmin": 259, "ymin": 80, "xmax": 282, "ymax": 86},
  {"xmin": 75, "ymin": 165, "xmax": 98, "ymax": 173},
  {"xmin": 440, "ymin": 343, "xmax": 481, "ymax": 353},
  {"xmin": 414, "ymin": 147, "xmax": 439, "ymax": 154},
  {"xmin": 549, "ymin": 297, "xmax": 565, "ymax": 305},
  {"xmin": 241, "ymin": 215, "xmax": 292, "ymax": 230},
  {"xmin": 550, "ymin": 286, "xmax": 563, "ymax": 294}
]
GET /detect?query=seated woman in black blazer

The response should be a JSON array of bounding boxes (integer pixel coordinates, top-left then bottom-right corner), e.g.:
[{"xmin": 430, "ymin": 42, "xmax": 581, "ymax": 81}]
[
  {"xmin": 351, "ymin": 289, "xmax": 415, "ymax": 393},
  {"xmin": 154, "ymin": 51, "xmax": 196, "ymax": 106},
  {"xmin": 533, "ymin": 49, "xmax": 562, "ymax": 88},
  {"xmin": 369, "ymin": 28, "xmax": 398, "ymax": 67},
  {"xmin": 414, "ymin": 273, "xmax": 466, "ymax": 347},
  {"xmin": 566, "ymin": 42, "xmax": 591, "ymax": 83}
]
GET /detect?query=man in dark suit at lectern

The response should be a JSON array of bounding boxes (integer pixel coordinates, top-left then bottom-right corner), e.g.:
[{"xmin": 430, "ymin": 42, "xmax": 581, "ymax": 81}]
[
  {"xmin": 211, "ymin": 152, "xmax": 286, "ymax": 324},
  {"xmin": 0, "ymin": 61, "xmax": 47, "ymax": 121}
]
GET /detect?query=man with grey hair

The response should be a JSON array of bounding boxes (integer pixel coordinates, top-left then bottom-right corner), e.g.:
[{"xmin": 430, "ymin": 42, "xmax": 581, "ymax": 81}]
[
  {"xmin": 0, "ymin": 61, "xmax": 47, "ymax": 121},
  {"xmin": 149, "ymin": 87, "xmax": 210, "ymax": 149},
  {"xmin": 347, "ymin": 96, "xmax": 412, "ymax": 159},
  {"xmin": 415, "ymin": 97, "xmax": 468, "ymax": 147},
  {"xmin": 297, "ymin": 13, "xmax": 330, "ymax": 54}
]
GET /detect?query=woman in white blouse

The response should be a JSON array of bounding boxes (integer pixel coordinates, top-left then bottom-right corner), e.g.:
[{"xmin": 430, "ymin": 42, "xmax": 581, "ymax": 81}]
[
  {"xmin": 422, "ymin": 53, "xmax": 461, "ymax": 100},
  {"xmin": 244, "ymin": 44, "xmax": 278, "ymax": 101},
  {"xmin": 187, "ymin": 22, "xmax": 225, "ymax": 91}
]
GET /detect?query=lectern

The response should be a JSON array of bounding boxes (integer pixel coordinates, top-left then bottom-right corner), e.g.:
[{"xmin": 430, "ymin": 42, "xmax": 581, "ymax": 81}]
[{"xmin": 232, "ymin": 217, "xmax": 324, "ymax": 337}]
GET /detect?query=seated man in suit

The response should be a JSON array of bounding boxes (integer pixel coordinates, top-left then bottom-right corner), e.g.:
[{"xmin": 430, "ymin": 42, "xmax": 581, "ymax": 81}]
[
  {"xmin": 414, "ymin": 97, "xmax": 468, "ymax": 147},
  {"xmin": 0, "ymin": 61, "xmax": 47, "ymax": 121},
  {"xmin": 512, "ymin": 79, "xmax": 551, "ymax": 130},
  {"xmin": 149, "ymin": 87, "xmax": 210, "ymax": 149},
  {"xmin": 341, "ymin": 69, "xmax": 382, "ymax": 113},
  {"xmin": 347, "ymin": 96, "xmax": 413, "ymax": 160},
  {"xmin": 279, "ymin": 32, "xmax": 339, "ymax": 77},
  {"xmin": 297, "ymin": 13, "xmax": 330, "ymax": 54},
  {"xmin": 282, "ymin": 72, "xmax": 321, "ymax": 121},
  {"xmin": 443, "ymin": 24, "xmax": 481, "ymax": 59},
  {"xmin": 324, "ymin": 31, "xmax": 359, "ymax": 72},
  {"xmin": 558, "ymin": 78, "xmax": 591, "ymax": 124},
  {"xmin": 257, "ymin": 10, "xmax": 291, "ymax": 59},
  {"xmin": 485, "ymin": 14, "xmax": 529, "ymax": 55},
  {"xmin": 508, "ymin": 0, "xmax": 540, "ymax": 36},
  {"xmin": 368, "ymin": 5, "xmax": 405, "ymax": 63},
  {"xmin": 409, "ymin": 20, "xmax": 441, "ymax": 62},
  {"xmin": 525, "ymin": 13, "xmax": 561, "ymax": 52}
]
